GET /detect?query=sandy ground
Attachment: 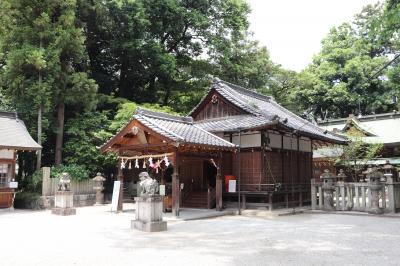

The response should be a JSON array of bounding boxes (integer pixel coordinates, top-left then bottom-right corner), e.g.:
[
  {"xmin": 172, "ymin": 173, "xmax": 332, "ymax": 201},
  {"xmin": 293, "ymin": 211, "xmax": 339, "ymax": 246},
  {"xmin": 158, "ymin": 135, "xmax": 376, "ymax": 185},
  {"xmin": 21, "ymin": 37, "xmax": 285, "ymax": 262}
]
[{"xmin": 1, "ymin": 205, "xmax": 400, "ymax": 266}]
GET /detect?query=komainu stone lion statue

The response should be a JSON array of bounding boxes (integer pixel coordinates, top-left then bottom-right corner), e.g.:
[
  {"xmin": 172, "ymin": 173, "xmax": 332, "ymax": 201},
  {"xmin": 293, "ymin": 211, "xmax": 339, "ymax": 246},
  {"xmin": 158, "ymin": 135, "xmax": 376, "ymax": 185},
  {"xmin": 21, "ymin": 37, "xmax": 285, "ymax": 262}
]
[
  {"xmin": 138, "ymin": 172, "xmax": 159, "ymax": 195},
  {"xmin": 58, "ymin": 172, "xmax": 71, "ymax": 191}
]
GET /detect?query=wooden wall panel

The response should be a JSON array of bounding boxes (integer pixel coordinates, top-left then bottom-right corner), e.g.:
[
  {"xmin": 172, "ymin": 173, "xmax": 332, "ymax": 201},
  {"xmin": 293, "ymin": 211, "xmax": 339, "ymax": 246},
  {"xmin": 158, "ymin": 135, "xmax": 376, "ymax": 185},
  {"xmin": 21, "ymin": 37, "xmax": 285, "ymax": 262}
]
[
  {"xmin": 265, "ymin": 151, "xmax": 282, "ymax": 184},
  {"xmin": 232, "ymin": 151, "xmax": 262, "ymax": 189},
  {"xmin": 193, "ymin": 92, "xmax": 246, "ymax": 121}
]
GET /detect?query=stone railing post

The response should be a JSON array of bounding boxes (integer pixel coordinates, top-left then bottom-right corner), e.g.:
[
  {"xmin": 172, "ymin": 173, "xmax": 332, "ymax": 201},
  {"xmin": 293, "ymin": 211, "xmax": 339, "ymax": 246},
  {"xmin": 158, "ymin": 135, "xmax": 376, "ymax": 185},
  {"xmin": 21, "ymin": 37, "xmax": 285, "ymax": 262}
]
[
  {"xmin": 42, "ymin": 167, "xmax": 51, "ymax": 196},
  {"xmin": 386, "ymin": 176, "xmax": 396, "ymax": 213},
  {"xmin": 311, "ymin": 178, "xmax": 317, "ymax": 210},
  {"xmin": 337, "ymin": 181, "xmax": 346, "ymax": 211}
]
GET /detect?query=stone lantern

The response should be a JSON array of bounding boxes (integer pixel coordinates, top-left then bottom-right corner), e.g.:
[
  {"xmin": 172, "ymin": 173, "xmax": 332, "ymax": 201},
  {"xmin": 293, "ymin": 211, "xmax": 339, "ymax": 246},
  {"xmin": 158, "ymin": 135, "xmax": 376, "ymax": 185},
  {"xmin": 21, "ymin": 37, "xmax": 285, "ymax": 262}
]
[
  {"xmin": 337, "ymin": 169, "xmax": 347, "ymax": 182},
  {"xmin": 383, "ymin": 161, "xmax": 395, "ymax": 182},
  {"xmin": 320, "ymin": 169, "xmax": 336, "ymax": 211},
  {"xmin": 366, "ymin": 167, "xmax": 384, "ymax": 214},
  {"xmin": 92, "ymin": 173, "xmax": 106, "ymax": 205}
]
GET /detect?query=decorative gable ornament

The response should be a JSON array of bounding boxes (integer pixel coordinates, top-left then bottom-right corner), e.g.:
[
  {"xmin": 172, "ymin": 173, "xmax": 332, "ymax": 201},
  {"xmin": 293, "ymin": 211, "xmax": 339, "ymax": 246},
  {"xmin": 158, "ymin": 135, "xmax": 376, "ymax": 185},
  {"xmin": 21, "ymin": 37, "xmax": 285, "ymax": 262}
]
[{"xmin": 211, "ymin": 94, "xmax": 218, "ymax": 104}]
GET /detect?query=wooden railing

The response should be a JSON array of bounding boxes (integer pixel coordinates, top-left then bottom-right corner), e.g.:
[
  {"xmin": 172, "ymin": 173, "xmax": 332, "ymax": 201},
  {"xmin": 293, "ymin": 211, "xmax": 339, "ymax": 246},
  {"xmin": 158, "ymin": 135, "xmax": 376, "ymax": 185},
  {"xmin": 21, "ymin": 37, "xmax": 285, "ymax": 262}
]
[{"xmin": 311, "ymin": 177, "xmax": 400, "ymax": 213}]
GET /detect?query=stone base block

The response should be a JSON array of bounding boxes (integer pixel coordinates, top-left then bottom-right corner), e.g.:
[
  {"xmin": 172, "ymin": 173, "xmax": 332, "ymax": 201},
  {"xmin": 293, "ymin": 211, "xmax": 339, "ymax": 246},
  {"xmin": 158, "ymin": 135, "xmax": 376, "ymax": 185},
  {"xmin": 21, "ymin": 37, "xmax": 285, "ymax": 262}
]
[
  {"xmin": 132, "ymin": 220, "xmax": 167, "ymax": 232},
  {"xmin": 368, "ymin": 208, "xmax": 384, "ymax": 215},
  {"xmin": 51, "ymin": 207, "xmax": 76, "ymax": 216}
]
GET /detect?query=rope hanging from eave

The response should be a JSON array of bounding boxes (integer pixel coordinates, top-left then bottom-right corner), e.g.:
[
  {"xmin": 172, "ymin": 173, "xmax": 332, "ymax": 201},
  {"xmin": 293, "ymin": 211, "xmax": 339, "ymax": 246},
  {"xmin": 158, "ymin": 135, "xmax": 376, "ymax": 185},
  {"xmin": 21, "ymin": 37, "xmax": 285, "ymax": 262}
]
[{"xmin": 119, "ymin": 152, "xmax": 174, "ymax": 160}]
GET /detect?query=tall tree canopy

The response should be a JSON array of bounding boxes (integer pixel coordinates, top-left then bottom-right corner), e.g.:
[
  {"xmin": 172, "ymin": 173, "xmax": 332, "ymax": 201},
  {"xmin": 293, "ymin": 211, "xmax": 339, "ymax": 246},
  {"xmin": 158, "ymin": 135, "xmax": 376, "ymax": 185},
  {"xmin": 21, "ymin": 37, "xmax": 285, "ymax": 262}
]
[
  {"xmin": 294, "ymin": 3, "xmax": 400, "ymax": 120},
  {"xmin": 0, "ymin": 0, "xmax": 97, "ymax": 171}
]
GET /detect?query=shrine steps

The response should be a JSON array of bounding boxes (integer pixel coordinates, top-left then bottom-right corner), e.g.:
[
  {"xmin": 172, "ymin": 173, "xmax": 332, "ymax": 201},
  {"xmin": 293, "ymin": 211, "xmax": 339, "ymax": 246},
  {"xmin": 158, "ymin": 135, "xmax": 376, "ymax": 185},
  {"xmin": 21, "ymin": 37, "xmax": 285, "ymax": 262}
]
[{"xmin": 182, "ymin": 191, "xmax": 211, "ymax": 209}]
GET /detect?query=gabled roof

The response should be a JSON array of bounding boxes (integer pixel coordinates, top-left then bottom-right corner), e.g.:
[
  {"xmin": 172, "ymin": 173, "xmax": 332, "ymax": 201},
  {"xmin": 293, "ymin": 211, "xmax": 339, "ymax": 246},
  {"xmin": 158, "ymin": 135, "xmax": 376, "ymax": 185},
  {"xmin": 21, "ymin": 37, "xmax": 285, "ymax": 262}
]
[
  {"xmin": 0, "ymin": 111, "xmax": 41, "ymax": 151},
  {"xmin": 192, "ymin": 79, "xmax": 347, "ymax": 144},
  {"xmin": 100, "ymin": 108, "xmax": 236, "ymax": 152},
  {"xmin": 319, "ymin": 112, "xmax": 400, "ymax": 145}
]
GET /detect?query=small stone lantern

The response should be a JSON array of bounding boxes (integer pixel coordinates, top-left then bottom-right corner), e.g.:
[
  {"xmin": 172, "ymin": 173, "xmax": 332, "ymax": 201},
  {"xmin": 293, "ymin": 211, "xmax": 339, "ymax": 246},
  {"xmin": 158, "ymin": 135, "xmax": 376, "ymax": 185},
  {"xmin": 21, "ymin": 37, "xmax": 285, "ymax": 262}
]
[
  {"xmin": 320, "ymin": 169, "xmax": 336, "ymax": 211},
  {"xmin": 92, "ymin": 173, "xmax": 106, "ymax": 205},
  {"xmin": 383, "ymin": 161, "xmax": 395, "ymax": 182},
  {"xmin": 366, "ymin": 167, "xmax": 384, "ymax": 214},
  {"xmin": 337, "ymin": 169, "xmax": 347, "ymax": 182}
]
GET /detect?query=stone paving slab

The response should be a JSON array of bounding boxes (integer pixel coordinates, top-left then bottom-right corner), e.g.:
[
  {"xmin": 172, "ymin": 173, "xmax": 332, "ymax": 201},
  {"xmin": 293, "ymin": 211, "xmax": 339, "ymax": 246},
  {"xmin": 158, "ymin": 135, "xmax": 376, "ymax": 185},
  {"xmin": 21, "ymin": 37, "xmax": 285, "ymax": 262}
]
[{"xmin": 2, "ymin": 204, "xmax": 400, "ymax": 266}]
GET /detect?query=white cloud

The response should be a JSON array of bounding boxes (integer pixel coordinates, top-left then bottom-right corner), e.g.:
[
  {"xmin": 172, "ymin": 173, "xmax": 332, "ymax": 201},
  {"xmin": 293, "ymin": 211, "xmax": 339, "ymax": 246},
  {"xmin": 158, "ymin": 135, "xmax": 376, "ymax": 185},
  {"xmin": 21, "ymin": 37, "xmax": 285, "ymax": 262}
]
[{"xmin": 247, "ymin": 0, "xmax": 381, "ymax": 71}]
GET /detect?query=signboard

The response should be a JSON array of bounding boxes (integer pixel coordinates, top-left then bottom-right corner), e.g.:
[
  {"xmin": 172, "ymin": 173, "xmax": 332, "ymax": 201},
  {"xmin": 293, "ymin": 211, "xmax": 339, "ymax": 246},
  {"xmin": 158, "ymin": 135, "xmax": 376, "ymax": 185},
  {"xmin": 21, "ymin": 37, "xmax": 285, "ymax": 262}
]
[
  {"xmin": 228, "ymin": 180, "xmax": 236, "ymax": 193},
  {"xmin": 111, "ymin": 181, "xmax": 121, "ymax": 212},
  {"xmin": 159, "ymin": 185, "xmax": 165, "ymax": 196},
  {"xmin": 9, "ymin": 181, "xmax": 18, "ymax": 189}
]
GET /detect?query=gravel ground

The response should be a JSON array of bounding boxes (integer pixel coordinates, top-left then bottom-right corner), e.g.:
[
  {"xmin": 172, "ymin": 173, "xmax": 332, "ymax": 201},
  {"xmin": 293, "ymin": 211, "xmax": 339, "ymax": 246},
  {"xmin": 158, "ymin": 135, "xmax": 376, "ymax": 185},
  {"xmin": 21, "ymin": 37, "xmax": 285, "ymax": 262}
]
[{"xmin": 1, "ymin": 206, "xmax": 400, "ymax": 266}]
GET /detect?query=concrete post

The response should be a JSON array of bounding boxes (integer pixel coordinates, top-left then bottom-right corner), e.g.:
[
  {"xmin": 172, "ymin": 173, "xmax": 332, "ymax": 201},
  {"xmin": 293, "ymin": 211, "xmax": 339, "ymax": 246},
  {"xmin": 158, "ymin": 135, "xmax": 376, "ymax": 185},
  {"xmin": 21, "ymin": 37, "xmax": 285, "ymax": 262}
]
[
  {"xmin": 42, "ymin": 167, "xmax": 51, "ymax": 196},
  {"xmin": 386, "ymin": 176, "xmax": 396, "ymax": 213},
  {"xmin": 311, "ymin": 178, "xmax": 316, "ymax": 210}
]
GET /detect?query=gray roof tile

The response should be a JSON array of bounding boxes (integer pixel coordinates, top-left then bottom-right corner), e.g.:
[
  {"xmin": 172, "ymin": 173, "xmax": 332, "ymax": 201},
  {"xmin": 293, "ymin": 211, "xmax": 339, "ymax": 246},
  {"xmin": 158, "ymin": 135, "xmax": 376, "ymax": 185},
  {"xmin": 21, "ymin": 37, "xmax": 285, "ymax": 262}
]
[
  {"xmin": 204, "ymin": 79, "xmax": 347, "ymax": 144},
  {"xmin": 0, "ymin": 111, "xmax": 41, "ymax": 150},
  {"xmin": 132, "ymin": 108, "xmax": 236, "ymax": 149}
]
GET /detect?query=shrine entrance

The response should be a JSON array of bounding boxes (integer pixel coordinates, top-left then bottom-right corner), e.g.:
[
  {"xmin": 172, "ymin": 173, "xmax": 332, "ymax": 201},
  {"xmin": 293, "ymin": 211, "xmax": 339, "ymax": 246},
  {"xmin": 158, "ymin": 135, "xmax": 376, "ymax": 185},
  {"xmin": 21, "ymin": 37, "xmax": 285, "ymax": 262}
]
[{"xmin": 203, "ymin": 160, "xmax": 217, "ymax": 190}]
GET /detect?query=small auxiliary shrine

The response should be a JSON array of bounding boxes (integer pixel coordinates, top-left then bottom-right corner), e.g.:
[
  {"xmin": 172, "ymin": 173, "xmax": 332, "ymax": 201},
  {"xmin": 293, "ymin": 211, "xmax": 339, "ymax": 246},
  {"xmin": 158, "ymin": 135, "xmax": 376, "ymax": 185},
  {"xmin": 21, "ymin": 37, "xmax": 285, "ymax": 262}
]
[{"xmin": 100, "ymin": 108, "xmax": 235, "ymax": 216}]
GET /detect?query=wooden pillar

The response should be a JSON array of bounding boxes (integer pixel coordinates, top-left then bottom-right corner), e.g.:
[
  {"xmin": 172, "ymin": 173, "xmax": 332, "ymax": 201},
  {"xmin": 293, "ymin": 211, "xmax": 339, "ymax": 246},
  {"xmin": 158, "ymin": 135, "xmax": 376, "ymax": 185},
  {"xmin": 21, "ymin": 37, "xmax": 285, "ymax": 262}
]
[
  {"xmin": 117, "ymin": 158, "xmax": 124, "ymax": 212},
  {"xmin": 11, "ymin": 150, "xmax": 16, "ymax": 180},
  {"xmin": 172, "ymin": 151, "xmax": 180, "ymax": 217},
  {"xmin": 216, "ymin": 152, "xmax": 223, "ymax": 211}
]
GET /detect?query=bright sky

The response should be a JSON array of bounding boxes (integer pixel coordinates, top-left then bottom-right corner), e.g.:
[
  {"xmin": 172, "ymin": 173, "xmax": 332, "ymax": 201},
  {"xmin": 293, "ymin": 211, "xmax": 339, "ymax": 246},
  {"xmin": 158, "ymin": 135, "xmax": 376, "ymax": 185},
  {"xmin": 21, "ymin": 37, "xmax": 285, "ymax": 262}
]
[{"xmin": 247, "ymin": 0, "xmax": 381, "ymax": 71}]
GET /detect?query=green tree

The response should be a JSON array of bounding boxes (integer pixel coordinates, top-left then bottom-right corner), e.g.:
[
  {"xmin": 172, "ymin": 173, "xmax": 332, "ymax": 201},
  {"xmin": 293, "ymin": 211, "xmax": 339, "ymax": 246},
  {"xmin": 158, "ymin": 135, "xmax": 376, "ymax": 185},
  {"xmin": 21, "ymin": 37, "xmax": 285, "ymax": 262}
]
[
  {"xmin": 0, "ymin": 0, "xmax": 98, "ymax": 168},
  {"xmin": 339, "ymin": 137, "xmax": 383, "ymax": 181},
  {"xmin": 77, "ymin": 0, "xmax": 250, "ymax": 106},
  {"xmin": 295, "ymin": 4, "xmax": 399, "ymax": 119}
]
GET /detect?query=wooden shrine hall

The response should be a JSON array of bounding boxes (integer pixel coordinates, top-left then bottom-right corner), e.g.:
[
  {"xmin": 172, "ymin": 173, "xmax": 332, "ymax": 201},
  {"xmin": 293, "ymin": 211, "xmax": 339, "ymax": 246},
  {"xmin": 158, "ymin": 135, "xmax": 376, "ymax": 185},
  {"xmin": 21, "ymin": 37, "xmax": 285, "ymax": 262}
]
[{"xmin": 100, "ymin": 78, "xmax": 346, "ymax": 216}]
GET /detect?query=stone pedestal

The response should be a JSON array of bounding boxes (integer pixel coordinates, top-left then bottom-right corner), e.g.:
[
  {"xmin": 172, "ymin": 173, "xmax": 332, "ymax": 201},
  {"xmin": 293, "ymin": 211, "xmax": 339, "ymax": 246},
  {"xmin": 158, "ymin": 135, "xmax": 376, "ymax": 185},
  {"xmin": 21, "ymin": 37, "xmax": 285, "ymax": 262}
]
[
  {"xmin": 94, "ymin": 188, "xmax": 104, "ymax": 205},
  {"xmin": 321, "ymin": 169, "xmax": 336, "ymax": 211},
  {"xmin": 132, "ymin": 195, "xmax": 167, "ymax": 232},
  {"xmin": 367, "ymin": 168, "xmax": 384, "ymax": 215},
  {"xmin": 52, "ymin": 191, "xmax": 76, "ymax": 216},
  {"xmin": 368, "ymin": 183, "xmax": 384, "ymax": 214}
]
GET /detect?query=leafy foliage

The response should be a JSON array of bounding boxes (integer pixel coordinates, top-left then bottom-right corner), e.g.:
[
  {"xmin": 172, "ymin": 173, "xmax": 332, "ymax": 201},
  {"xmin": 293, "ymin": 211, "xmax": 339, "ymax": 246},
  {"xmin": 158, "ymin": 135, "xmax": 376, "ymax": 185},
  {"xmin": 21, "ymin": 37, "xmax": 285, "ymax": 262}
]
[
  {"xmin": 50, "ymin": 164, "xmax": 90, "ymax": 181},
  {"xmin": 339, "ymin": 137, "xmax": 383, "ymax": 181},
  {"xmin": 295, "ymin": 3, "xmax": 400, "ymax": 120}
]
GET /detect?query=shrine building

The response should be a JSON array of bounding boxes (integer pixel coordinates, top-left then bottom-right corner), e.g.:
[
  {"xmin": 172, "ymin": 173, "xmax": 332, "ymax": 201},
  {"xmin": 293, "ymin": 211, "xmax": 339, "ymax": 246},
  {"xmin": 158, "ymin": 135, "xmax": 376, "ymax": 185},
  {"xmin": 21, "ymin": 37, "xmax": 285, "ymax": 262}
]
[{"xmin": 100, "ymin": 78, "xmax": 346, "ymax": 216}]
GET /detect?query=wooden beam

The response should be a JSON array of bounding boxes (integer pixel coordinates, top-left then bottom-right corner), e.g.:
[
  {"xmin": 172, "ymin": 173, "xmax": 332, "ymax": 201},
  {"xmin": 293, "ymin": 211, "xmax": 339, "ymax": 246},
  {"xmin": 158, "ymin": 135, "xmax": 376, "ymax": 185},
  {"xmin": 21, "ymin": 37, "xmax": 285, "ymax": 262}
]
[
  {"xmin": 117, "ymin": 158, "xmax": 124, "ymax": 212},
  {"xmin": 216, "ymin": 151, "xmax": 223, "ymax": 211},
  {"xmin": 172, "ymin": 150, "xmax": 180, "ymax": 217}
]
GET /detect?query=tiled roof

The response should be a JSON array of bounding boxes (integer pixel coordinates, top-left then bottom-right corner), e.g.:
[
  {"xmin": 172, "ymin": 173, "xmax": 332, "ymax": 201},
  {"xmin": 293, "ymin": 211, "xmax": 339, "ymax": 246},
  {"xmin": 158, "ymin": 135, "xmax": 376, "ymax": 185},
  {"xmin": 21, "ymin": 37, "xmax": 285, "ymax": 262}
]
[
  {"xmin": 195, "ymin": 79, "xmax": 347, "ymax": 144},
  {"xmin": 319, "ymin": 112, "xmax": 400, "ymax": 145},
  {"xmin": 195, "ymin": 114, "xmax": 278, "ymax": 132},
  {"xmin": 0, "ymin": 111, "xmax": 41, "ymax": 150},
  {"xmin": 101, "ymin": 108, "xmax": 236, "ymax": 151}
]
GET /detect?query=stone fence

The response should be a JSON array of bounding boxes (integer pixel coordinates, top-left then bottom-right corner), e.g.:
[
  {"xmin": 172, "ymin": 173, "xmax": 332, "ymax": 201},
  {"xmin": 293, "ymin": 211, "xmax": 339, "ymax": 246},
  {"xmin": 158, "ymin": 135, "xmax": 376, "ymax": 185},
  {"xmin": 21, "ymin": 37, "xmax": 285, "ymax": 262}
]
[
  {"xmin": 311, "ymin": 177, "xmax": 400, "ymax": 213},
  {"xmin": 41, "ymin": 167, "xmax": 96, "ymax": 208}
]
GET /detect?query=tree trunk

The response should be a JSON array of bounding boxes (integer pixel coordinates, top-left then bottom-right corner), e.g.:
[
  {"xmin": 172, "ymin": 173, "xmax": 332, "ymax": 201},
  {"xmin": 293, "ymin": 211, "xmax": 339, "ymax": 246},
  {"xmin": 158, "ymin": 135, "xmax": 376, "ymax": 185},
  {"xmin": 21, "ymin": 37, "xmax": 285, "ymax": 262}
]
[
  {"xmin": 36, "ymin": 37, "xmax": 43, "ymax": 171},
  {"xmin": 55, "ymin": 102, "xmax": 65, "ymax": 166},
  {"xmin": 36, "ymin": 104, "xmax": 42, "ymax": 171}
]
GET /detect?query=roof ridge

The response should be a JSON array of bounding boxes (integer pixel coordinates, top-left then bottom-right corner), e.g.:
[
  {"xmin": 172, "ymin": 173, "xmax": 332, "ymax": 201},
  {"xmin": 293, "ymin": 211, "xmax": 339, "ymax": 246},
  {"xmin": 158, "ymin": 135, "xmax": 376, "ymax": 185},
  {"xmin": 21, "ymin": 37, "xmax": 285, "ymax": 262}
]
[
  {"xmin": 136, "ymin": 114, "xmax": 185, "ymax": 141},
  {"xmin": 216, "ymin": 79, "xmax": 273, "ymax": 102},
  {"xmin": 0, "ymin": 111, "xmax": 18, "ymax": 119},
  {"xmin": 136, "ymin": 107, "xmax": 193, "ymax": 124}
]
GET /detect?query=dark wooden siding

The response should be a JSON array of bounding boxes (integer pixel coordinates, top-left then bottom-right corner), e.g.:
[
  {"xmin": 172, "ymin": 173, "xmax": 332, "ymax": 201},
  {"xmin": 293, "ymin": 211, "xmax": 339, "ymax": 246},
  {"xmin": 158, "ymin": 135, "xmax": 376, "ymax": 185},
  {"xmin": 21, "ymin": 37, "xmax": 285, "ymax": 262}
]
[
  {"xmin": 192, "ymin": 92, "xmax": 246, "ymax": 121},
  {"xmin": 228, "ymin": 149, "xmax": 313, "ymax": 189}
]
